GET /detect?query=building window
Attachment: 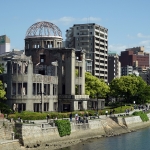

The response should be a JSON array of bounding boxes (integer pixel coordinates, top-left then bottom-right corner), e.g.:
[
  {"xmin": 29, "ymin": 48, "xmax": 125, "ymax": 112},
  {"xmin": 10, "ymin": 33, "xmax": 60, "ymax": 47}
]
[
  {"xmin": 40, "ymin": 54, "xmax": 46, "ymax": 63},
  {"xmin": 44, "ymin": 103, "xmax": 49, "ymax": 111}
]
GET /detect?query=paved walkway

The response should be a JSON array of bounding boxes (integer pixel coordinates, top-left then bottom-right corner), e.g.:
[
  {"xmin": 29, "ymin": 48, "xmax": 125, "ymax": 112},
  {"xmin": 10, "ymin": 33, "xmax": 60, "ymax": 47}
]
[{"xmin": 31, "ymin": 108, "xmax": 143, "ymax": 124}]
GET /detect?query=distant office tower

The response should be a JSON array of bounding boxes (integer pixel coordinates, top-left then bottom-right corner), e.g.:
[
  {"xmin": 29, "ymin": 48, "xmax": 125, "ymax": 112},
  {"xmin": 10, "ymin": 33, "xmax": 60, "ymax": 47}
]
[
  {"xmin": 66, "ymin": 23, "xmax": 108, "ymax": 82},
  {"xmin": 119, "ymin": 46, "xmax": 149, "ymax": 72},
  {"xmin": 0, "ymin": 35, "xmax": 10, "ymax": 55},
  {"xmin": 108, "ymin": 52, "xmax": 121, "ymax": 83},
  {"xmin": 121, "ymin": 65, "xmax": 133, "ymax": 76}
]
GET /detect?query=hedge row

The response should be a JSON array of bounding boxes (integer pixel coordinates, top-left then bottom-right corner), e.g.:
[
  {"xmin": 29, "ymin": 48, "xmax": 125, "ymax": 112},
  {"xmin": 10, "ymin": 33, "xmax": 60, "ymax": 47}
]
[{"xmin": 7, "ymin": 105, "xmax": 134, "ymax": 121}]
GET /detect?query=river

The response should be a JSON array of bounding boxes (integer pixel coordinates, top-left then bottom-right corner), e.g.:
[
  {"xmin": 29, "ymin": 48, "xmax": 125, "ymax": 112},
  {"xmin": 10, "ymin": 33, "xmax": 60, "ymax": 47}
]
[{"xmin": 57, "ymin": 126, "xmax": 150, "ymax": 150}]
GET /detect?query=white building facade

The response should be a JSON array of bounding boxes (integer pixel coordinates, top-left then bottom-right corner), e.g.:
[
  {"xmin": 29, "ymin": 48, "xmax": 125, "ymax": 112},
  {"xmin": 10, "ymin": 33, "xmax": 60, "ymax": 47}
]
[
  {"xmin": 0, "ymin": 35, "xmax": 10, "ymax": 55},
  {"xmin": 66, "ymin": 23, "xmax": 108, "ymax": 82}
]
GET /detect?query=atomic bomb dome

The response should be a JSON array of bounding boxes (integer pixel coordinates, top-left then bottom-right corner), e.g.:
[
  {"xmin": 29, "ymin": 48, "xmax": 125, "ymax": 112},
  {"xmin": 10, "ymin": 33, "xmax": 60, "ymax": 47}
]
[
  {"xmin": 25, "ymin": 21, "xmax": 63, "ymax": 49},
  {"xmin": 25, "ymin": 21, "xmax": 62, "ymax": 38}
]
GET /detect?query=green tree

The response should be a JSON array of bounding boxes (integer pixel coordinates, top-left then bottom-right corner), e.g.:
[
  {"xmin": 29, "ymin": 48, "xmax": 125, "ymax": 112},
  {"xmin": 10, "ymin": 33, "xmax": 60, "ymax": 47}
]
[
  {"xmin": 0, "ymin": 64, "xmax": 6, "ymax": 100},
  {"xmin": 134, "ymin": 76, "xmax": 150, "ymax": 104},
  {"xmin": 109, "ymin": 75, "xmax": 149, "ymax": 104},
  {"xmin": 0, "ymin": 64, "xmax": 4, "ymax": 74},
  {"xmin": 85, "ymin": 72, "xmax": 110, "ymax": 98},
  {"xmin": 110, "ymin": 75, "xmax": 139, "ymax": 102},
  {"xmin": 0, "ymin": 80, "xmax": 6, "ymax": 100}
]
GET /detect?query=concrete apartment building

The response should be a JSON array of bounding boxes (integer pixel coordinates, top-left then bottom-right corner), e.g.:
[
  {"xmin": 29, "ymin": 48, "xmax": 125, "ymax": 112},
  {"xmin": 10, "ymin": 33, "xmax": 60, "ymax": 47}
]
[
  {"xmin": 66, "ymin": 23, "xmax": 108, "ymax": 82},
  {"xmin": 0, "ymin": 35, "xmax": 10, "ymax": 55},
  {"xmin": 119, "ymin": 46, "xmax": 149, "ymax": 72},
  {"xmin": 121, "ymin": 65, "xmax": 133, "ymax": 76},
  {"xmin": 108, "ymin": 52, "xmax": 121, "ymax": 83}
]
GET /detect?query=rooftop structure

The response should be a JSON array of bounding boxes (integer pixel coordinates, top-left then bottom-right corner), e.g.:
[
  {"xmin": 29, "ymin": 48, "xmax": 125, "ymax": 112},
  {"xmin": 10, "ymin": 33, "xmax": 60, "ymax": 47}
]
[
  {"xmin": 25, "ymin": 21, "xmax": 63, "ymax": 49},
  {"xmin": 0, "ymin": 35, "xmax": 10, "ymax": 55}
]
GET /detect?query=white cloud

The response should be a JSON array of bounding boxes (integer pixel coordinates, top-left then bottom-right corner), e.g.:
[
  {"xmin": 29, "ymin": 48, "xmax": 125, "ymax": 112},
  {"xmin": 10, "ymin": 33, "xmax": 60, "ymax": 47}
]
[
  {"xmin": 139, "ymin": 40, "xmax": 150, "ymax": 52},
  {"xmin": 51, "ymin": 17, "xmax": 76, "ymax": 25},
  {"xmin": 127, "ymin": 34, "xmax": 135, "ymax": 39},
  {"xmin": 81, "ymin": 17, "xmax": 101, "ymax": 22},
  {"xmin": 137, "ymin": 33, "xmax": 150, "ymax": 38},
  {"xmin": 108, "ymin": 44, "xmax": 128, "ymax": 54},
  {"xmin": 36, "ymin": 16, "xmax": 101, "ymax": 26}
]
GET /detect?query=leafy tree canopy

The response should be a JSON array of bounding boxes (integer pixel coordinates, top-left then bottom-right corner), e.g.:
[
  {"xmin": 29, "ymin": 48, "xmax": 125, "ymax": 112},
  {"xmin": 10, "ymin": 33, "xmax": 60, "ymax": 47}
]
[
  {"xmin": 0, "ymin": 64, "xmax": 6, "ymax": 100},
  {"xmin": 109, "ymin": 75, "xmax": 149, "ymax": 104},
  {"xmin": 0, "ymin": 64, "xmax": 4, "ymax": 74},
  {"xmin": 85, "ymin": 72, "xmax": 110, "ymax": 98}
]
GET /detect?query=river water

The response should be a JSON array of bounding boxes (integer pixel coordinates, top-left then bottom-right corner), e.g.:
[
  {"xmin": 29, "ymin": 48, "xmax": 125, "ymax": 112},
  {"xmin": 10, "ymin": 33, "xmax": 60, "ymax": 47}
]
[{"xmin": 58, "ymin": 126, "xmax": 150, "ymax": 150}]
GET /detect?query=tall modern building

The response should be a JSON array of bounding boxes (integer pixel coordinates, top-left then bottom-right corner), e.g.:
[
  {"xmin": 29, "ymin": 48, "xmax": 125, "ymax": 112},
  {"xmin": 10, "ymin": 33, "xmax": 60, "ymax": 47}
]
[
  {"xmin": 66, "ymin": 23, "xmax": 108, "ymax": 82},
  {"xmin": 119, "ymin": 46, "xmax": 149, "ymax": 72},
  {"xmin": 0, "ymin": 35, "xmax": 10, "ymax": 55},
  {"xmin": 108, "ymin": 52, "xmax": 121, "ymax": 83}
]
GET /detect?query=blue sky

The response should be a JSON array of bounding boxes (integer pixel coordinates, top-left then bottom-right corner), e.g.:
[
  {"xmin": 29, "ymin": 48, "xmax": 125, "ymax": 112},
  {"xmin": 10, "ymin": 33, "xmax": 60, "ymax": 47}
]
[{"xmin": 0, "ymin": 0, "xmax": 150, "ymax": 54}]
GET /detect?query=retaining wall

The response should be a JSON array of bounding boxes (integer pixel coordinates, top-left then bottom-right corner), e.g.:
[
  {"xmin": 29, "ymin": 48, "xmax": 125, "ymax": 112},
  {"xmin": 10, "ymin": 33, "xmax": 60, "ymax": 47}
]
[
  {"xmin": 21, "ymin": 120, "xmax": 105, "ymax": 148},
  {"xmin": 1, "ymin": 113, "xmax": 150, "ymax": 150},
  {"xmin": 0, "ymin": 140, "xmax": 21, "ymax": 150}
]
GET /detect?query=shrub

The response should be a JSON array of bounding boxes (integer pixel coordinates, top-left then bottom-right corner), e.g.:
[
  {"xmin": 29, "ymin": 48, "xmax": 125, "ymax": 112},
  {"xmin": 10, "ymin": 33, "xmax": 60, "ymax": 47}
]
[
  {"xmin": 132, "ymin": 111, "xmax": 149, "ymax": 122},
  {"xmin": 55, "ymin": 120, "xmax": 71, "ymax": 137},
  {"xmin": 0, "ymin": 102, "xmax": 12, "ymax": 114}
]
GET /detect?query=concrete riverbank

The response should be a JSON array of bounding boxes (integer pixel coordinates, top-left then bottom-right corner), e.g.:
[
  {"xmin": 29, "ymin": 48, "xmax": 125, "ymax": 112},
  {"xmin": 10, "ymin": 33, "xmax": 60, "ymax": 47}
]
[{"xmin": 1, "ymin": 112, "xmax": 150, "ymax": 150}]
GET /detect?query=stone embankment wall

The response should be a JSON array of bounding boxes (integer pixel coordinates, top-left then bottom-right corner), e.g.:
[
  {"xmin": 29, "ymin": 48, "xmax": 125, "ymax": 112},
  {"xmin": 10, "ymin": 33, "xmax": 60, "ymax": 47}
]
[
  {"xmin": 124, "ymin": 114, "xmax": 150, "ymax": 130},
  {"xmin": 0, "ymin": 140, "xmax": 21, "ymax": 150},
  {"xmin": 20, "ymin": 117, "xmax": 133, "ymax": 148},
  {"xmin": 21, "ymin": 120, "xmax": 106, "ymax": 148},
  {"xmin": 0, "ymin": 117, "xmax": 22, "ymax": 150},
  {"xmin": 1, "ymin": 114, "xmax": 150, "ymax": 150}
]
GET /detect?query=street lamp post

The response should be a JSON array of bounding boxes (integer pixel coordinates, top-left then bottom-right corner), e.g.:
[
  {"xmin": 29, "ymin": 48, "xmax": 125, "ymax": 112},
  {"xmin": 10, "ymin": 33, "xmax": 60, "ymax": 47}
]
[
  {"xmin": 96, "ymin": 93, "xmax": 100, "ymax": 117},
  {"xmin": 38, "ymin": 91, "xmax": 45, "ymax": 113},
  {"xmin": 133, "ymin": 101, "xmax": 136, "ymax": 109},
  {"xmin": 97, "ymin": 93, "xmax": 98, "ymax": 114},
  {"xmin": 121, "ymin": 95, "xmax": 125, "ymax": 108},
  {"xmin": 38, "ymin": 76, "xmax": 45, "ymax": 113}
]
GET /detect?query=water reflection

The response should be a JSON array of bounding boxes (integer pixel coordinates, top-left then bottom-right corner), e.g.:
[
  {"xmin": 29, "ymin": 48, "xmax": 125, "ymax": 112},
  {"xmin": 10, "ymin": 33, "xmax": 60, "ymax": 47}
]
[{"xmin": 58, "ymin": 127, "xmax": 150, "ymax": 150}]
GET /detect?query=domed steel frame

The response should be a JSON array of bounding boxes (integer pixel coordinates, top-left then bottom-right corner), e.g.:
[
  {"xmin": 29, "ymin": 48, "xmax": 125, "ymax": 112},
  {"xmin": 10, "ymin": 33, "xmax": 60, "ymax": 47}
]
[{"xmin": 25, "ymin": 21, "xmax": 62, "ymax": 38}]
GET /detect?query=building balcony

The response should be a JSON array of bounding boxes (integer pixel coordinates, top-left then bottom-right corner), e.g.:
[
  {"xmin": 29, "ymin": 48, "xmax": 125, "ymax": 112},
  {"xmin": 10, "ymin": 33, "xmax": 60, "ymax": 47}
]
[
  {"xmin": 95, "ymin": 28, "xmax": 100, "ymax": 32},
  {"xmin": 79, "ymin": 34, "xmax": 89, "ymax": 37},
  {"xmin": 95, "ymin": 61, "xmax": 100, "ymax": 65},
  {"xmin": 100, "ymin": 41, "xmax": 105, "ymax": 45},
  {"xmin": 79, "ymin": 28, "xmax": 89, "ymax": 31},
  {"xmin": 12, "ymin": 74, "xmax": 28, "ymax": 82},
  {"xmin": 95, "ymin": 45, "xmax": 100, "ymax": 49},
  {"xmin": 80, "ymin": 39, "xmax": 89, "ymax": 42},
  {"xmin": 74, "ymin": 95, "xmax": 89, "ymax": 100}
]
